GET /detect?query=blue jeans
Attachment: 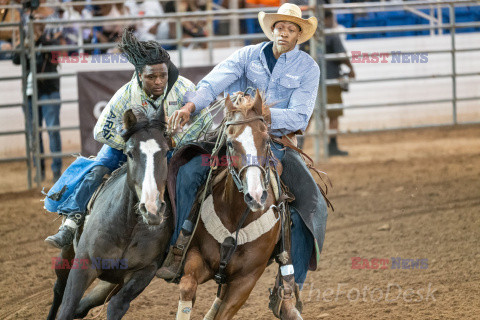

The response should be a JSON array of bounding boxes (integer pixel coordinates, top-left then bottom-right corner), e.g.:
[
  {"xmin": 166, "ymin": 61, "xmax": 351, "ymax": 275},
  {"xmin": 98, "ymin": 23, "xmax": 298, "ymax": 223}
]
[
  {"xmin": 56, "ymin": 145, "xmax": 125, "ymax": 215},
  {"xmin": 24, "ymin": 92, "xmax": 63, "ymax": 174},
  {"xmin": 173, "ymin": 142, "xmax": 317, "ymax": 288},
  {"xmin": 0, "ymin": 40, "xmax": 12, "ymax": 60}
]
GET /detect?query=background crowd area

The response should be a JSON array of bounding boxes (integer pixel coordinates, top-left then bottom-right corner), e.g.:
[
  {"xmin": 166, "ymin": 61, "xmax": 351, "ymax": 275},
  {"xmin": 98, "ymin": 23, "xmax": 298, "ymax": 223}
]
[{"xmin": 4, "ymin": 0, "xmax": 476, "ymax": 60}]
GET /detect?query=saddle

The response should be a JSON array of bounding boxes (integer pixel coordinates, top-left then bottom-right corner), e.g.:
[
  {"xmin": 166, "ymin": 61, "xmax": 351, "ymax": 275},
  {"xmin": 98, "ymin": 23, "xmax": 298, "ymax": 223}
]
[
  {"xmin": 86, "ymin": 165, "xmax": 127, "ymax": 215},
  {"xmin": 166, "ymin": 142, "xmax": 222, "ymax": 227}
]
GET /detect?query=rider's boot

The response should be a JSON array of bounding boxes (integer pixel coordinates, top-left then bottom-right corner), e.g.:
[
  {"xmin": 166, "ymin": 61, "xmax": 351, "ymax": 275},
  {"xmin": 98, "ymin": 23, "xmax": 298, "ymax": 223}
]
[
  {"xmin": 45, "ymin": 212, "xmax": 85, "ymax": 249},
  {"xmin": 156, "ymin": 223, "xmax": 193, "ymax": 280}
]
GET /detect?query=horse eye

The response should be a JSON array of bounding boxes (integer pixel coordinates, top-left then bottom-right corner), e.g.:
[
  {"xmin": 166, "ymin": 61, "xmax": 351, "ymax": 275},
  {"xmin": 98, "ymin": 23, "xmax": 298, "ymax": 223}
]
[
  {"xmin": 227, "ymin": 141, "xmax": 233, "ymax": 148},
  {"xmin": 126, "ymin": 151, "xmax": 133, "ymax": 159}
]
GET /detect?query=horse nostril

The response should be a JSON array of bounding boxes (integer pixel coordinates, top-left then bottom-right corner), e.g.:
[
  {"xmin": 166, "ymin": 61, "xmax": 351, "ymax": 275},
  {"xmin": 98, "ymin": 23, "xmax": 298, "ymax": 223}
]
[
  {"xmin": 158, "ymin": 201, "xmax": 166, "ymax": 212},
  {"xmin": 261, "ymin": 190, "xmax": 268, "ymax": 203},
  {"xmin": 139, "ymin": 203, "xmax": 147, "ymax": 214},
  {"xmin": 244, "ymin": 193, "xmax": 254, "ymax": 204}
]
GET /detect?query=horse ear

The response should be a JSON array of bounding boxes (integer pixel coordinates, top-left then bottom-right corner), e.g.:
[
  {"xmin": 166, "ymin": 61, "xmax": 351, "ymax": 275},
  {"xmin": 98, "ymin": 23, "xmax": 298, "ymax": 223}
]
[
  {"xmin": 225, "ymin": 94, "xmax": 235, "ymax": 113},
  {"xmin": 253, "ymin": 89, "xmax": 263, "ymax": 116},
  {"xmin": 123, "ymin": 109, "xmax": 137, "ymax": 130}
]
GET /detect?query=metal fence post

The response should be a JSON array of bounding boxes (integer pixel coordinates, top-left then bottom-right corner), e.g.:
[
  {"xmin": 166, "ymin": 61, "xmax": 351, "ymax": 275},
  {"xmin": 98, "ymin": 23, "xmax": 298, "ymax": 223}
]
[
  {"xmin": 449, "ymin": 4, "xmax": 457, "ymax": 124},
  {"xmin": 229, "ymin": 0, "xmax": 239, "ymax": 47},
  {"xmin": 175, "ymin": 1, "xmax": 183, "ymax": 67},
  {"xmin": 207, "ymin": 0, "xmax": 214, "ymax": 65},
  {"xmin": 317, "ymin": 3, "xmax": 328, "ymax": 162},
  {"xmin": 28, "ymin": 19, "xmax": 41, "ymax": 187},
  {"xmin": 308, "ymin": 0, "xmax": 323, "ymax": 163},
  {"xmin": 19, "ymin": 19, "xmax": 32, "ymax": 189}
]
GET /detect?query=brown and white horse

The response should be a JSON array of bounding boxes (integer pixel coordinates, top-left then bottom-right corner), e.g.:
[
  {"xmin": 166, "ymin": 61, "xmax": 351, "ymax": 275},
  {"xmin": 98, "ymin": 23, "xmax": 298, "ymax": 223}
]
[{"xmin": 176, "ymin": 91, "xmax": 302, "ymax": 320}]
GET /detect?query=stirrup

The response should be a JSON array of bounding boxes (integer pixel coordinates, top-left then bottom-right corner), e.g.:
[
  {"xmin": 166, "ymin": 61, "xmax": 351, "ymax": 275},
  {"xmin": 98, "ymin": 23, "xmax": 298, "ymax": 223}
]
[
  {"xmin": 156, "ymin": 231, "xmax": 191, "ymax": 282},
  {"xmin": 156, "ymin": 246, "xmax": 183, "ymax": 283}
]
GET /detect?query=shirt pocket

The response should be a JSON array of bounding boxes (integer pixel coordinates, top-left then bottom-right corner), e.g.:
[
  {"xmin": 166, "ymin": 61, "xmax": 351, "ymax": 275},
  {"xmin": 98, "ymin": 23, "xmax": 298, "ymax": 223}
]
[{"xmin": 277, "ymin": 77, "xmax": 300, "ymax": 100}]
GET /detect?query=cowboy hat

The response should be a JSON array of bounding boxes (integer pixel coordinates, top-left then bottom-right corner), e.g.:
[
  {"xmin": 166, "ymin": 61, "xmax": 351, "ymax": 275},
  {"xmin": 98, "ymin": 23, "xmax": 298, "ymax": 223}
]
[{"xmin": 258, "ymin": 3, "xmax": 317, "ymax": 45}]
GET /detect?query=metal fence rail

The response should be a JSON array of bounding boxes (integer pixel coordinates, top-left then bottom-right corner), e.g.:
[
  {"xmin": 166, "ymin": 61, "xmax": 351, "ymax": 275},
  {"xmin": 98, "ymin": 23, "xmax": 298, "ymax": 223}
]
[
  {"xmin": 0, "ymin": 0, "xmax": 479, "ymax": 189},
  {"xmin": 312, "ymin": 0, "xmax": 480, "ymax": 161}
]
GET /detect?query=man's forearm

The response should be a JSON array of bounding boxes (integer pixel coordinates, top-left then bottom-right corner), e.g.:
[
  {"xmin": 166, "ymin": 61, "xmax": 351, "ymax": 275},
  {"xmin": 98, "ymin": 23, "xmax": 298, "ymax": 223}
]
[{"xmin": 186, "ymin": 85, "xmax": 216, "ymax": 115}]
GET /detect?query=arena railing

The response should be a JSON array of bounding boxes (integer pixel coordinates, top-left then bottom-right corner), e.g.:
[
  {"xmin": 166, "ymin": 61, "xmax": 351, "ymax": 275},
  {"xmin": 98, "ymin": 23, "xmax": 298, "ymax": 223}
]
[
  {"xmin": 0, "ymin": 18, "xmax": 33, "ymax": 188},
  {"xmin": 1, "ymin": 2, "xmax": 283, "ymax": 188},
  {"xmin": 2, "ymin": 0, "xmax": 479, "ymax": 188},
  {"xmin": 312, "ymin": 0, "xmax": 480, "ymax": 161}
]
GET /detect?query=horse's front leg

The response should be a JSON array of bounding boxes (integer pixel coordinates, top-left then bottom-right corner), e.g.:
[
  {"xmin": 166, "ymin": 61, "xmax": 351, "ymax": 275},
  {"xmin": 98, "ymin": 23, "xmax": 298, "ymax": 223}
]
[
  {"xmin": 74, "ymin": 280, "xmax": 121, "ymax": 318},
  {"xmin": 47, "ymin": 245, "xmax": 75, "ymax": 320},
  {"xmin": 177, "ymin": 248, "xmax": 209, "ymax": 320},
  {"xmin": 57, "ymin": 260, "xmax": 98, "ymax": 320},
  {"xmin": 106, "ymin": 264, "xmax": 157, "ymax": 320},
  {"xmin": 212, "ymin": 272, "xmax": 262, "ymax": 320}
]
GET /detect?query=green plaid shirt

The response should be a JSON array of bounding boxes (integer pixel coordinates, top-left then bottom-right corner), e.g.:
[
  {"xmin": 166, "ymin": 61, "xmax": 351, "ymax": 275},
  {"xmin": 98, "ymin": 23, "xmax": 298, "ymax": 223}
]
[{"xmin": 94, "ymin": 73, "xmax": 211, "ymax": 150}]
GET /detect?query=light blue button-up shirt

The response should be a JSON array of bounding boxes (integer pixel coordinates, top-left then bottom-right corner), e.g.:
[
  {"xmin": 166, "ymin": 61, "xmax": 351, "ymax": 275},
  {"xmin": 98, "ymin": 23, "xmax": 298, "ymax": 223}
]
[{"xmin": 187, "ymin": 41, "xmax": 320, "ymax": 137}]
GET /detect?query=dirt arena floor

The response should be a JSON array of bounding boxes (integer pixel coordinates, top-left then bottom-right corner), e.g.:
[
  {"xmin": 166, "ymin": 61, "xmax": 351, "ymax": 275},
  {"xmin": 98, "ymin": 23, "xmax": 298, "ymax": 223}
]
[{"xmin": 1, "ymin": 125, "xmax": 479, "ymax": 319}]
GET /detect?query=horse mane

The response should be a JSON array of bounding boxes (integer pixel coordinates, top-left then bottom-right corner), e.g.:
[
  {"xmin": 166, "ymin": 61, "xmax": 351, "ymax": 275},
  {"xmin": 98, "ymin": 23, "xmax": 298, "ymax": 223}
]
[{"xmin": 230, "ymin": 93, "xmax": 270, "ymax": 117}]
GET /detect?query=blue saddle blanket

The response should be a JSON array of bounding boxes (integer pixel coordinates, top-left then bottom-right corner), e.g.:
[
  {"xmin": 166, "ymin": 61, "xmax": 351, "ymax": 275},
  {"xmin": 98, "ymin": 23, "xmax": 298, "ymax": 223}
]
[{"xmin": 44, "ymin": 145, "xmax": 124, "ymax": 213}]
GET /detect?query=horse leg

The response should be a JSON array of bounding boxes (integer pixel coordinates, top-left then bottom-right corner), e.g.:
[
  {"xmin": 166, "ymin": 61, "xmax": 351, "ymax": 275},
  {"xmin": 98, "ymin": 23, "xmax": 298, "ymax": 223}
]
[
  {"xmin": 177, "ymin": 249, "xmax": 209, "ymax": 320},
  {"xmin": 57, "ymin": 265, "xmax": 97, "ymax": 320},
  {"xmin": 74, "ymin": 281, "xmax": 121, "ymax": 318},
  {"xmin": 279, "ymin": 275, "xmax": 303, "ymax": 320},
  {"xmin": 106, "ymin": 265, "xmax": 157, "ymax": 320},
  {"xmin": 212, "ymin": 275, "xmax": 260, "ymax": 320},
  {"xmin": 203, "ymin": 295, "xmax": 223, "ymax": 320},
  {"xmin": 203, "ymin": 284, "xmax": 228, "ymax": 320},
  {"xmin": 46, "ymin": 245, "xmax": 75, "ymax": 320}
]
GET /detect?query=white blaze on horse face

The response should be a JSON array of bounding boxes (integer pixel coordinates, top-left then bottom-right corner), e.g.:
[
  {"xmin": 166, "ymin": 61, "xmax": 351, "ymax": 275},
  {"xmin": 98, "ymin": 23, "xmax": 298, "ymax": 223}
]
[
  {"xmin": 236, "ymin": 125, "xmax": 264, "ymax": 209},
  {"xmin": 140, "ymin": 139, "xmax": 161, "ymax": 215}
]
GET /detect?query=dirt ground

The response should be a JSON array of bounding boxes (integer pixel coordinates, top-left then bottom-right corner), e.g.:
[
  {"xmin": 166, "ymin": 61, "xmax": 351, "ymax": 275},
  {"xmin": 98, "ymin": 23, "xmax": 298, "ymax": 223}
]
[{"xmin": 1, "ymin": 125, "xmax": 479, "ymax": 320}]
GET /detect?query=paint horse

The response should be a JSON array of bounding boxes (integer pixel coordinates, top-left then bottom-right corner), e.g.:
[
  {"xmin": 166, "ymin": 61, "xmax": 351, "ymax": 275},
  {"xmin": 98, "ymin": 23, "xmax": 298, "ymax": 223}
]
[
  {"xmin": 48, "ymin": 108, "xmax": 172, "ymax": 320},
  {"xmin": 176, "ymin": 92, "xmax": 302, "ymax": 320}
]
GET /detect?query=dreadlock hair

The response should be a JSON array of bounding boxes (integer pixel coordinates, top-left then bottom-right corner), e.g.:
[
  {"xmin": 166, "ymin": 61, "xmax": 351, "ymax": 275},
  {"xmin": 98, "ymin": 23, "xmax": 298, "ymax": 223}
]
[{"xmin": 118, "ymin": 29, "xmax": 170, "ymax": 88}]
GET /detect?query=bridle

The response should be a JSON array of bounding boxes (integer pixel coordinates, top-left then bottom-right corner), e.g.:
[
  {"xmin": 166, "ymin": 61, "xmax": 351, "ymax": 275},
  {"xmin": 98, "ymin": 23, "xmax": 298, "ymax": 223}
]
[{"xmin": 224, "ymin": 115, "xmax": 272, "ymax": 194}]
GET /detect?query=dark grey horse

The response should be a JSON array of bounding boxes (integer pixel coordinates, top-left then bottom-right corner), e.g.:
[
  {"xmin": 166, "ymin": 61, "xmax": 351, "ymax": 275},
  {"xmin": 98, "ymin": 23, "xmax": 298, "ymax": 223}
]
[{"xmin": 47, "ymin": 108, "xmax": 173, "ymax": 320}]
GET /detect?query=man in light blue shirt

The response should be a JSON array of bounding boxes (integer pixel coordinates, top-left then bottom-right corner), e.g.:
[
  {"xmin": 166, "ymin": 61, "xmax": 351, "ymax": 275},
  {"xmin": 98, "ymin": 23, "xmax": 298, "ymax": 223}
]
[
  {"xmin": 158, "ymin": 3, "xmax": 328, "ymax": 299},
  {"xmin": 184, "ymin": 39, "xmax": 319, "ymax": 138}
]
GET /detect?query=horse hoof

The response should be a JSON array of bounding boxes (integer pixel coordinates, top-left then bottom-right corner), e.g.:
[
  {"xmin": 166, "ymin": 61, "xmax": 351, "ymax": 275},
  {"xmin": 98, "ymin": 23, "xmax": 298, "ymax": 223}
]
[{"xmin": 280, "ymin": 308, "xmax": 303, "ymax": 320}]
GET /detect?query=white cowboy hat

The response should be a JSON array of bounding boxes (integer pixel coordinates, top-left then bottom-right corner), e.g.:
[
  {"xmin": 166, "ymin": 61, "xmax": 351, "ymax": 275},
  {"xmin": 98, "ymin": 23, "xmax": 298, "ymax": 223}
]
[{"xmin": 258, "ymin": 3, "xmax": 317, "ymax": 45}]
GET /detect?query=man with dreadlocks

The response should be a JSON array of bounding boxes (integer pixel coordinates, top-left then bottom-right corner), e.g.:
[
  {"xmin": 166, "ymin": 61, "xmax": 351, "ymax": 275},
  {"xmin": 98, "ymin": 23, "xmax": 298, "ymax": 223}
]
[{"xmin": 44, "ymin": 30, "xmax": 202, "ymax": 248}]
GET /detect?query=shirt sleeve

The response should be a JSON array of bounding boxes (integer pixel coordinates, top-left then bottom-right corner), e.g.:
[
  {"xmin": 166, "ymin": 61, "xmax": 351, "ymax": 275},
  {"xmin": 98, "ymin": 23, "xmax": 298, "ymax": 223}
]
[
  {"xmin": 93, "ymin": 84, "xmax": 131, "ymax": 150},
  {"xmin": 269, "ymin": 59, "xmax": 320, "ymax": 134},
  {"xmin": 186, "ymin": 47, "xmax": 249, "ymax": 114},
  {"xmin": 181, "ymin": 77, "xmax": 197, "ymax": 106}
]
